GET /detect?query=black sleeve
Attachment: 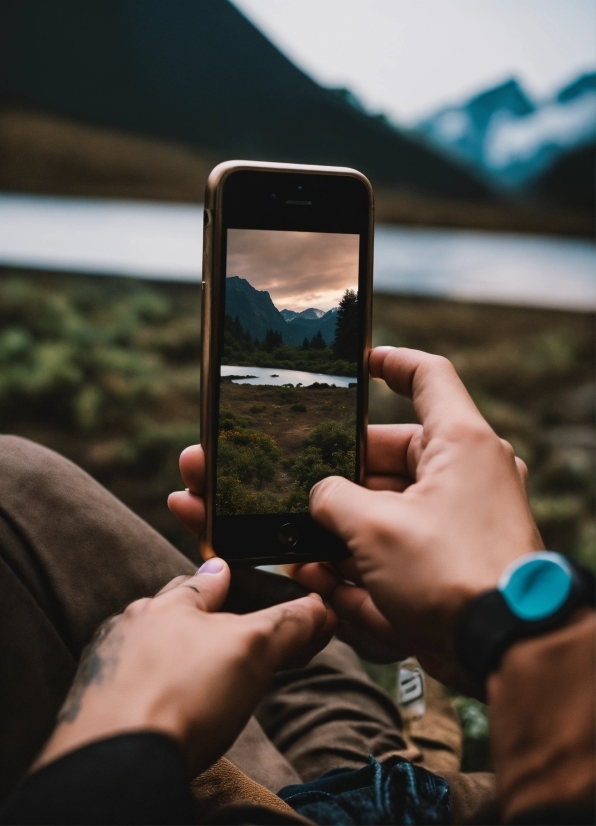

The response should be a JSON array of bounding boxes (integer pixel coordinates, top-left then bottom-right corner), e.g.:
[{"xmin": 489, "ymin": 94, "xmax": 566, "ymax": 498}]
[
  {"xmin": 0, "ymin": 732, "xmax": 196, "ymax": 825},
  {"xmin": 508, "ymin": 806, "xmax": 596, "ymax": 825}
]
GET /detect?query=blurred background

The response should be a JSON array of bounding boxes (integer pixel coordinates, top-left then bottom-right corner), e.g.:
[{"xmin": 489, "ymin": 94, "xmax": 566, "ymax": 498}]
[{"xmin": 0, "ymin": 0, "xmax": 594, "ymax": 765}]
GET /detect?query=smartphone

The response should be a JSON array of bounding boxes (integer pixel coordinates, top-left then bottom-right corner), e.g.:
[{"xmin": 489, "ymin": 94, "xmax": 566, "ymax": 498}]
[{"xmin": 200, "ymin": 161, "xmax": 373, "ymax": 566}]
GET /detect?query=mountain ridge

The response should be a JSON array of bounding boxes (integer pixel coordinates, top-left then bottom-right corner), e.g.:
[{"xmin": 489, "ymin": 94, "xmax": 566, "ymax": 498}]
[
  {"xmin": 226, "ymin": 277, "xmax": 338, "ymax": 347},
  {"xmin": 419, "ymin": 71, "xmax": 596, "ymax": 208},
  {"xmin": 281, "ymin": 308, "xmax": 326, "ymax": 321},
  {"xmin": 0, "ymin": 0, "xmax": 492, "ymax": 201}
]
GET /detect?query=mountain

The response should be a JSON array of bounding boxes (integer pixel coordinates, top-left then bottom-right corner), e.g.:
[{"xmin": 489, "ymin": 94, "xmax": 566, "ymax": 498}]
[
  {"xmin": 226, "ymin": 276, "xmax": 286, "ymax": 343},
  {"xmin": 535, "ymin": 143, "xmax": 595, "ymax": 212},
  {"xmin": 558, "ymin": 72, "xmax": 596, "ymax": 103},
  {"xmin": 0, "ymin": 0, "xmax": 491, "ymax": 201},
  {"xmin": 419, "ymin": 72, "xmax": 596, "ymax": 201},
  {"xmin": 284, "ymin": 307, "xmax": 338, "ymax": 347},
  {"xmin": 420, "ymin": 80, "xmax": 534, "ymax": 169},
  {"xmin": 281, "ymin": 308, "xmax": 325, "ymax": 321},
  {"xmin": 226, "ymin": 277, "xmax": 338, "ymax": 346}
]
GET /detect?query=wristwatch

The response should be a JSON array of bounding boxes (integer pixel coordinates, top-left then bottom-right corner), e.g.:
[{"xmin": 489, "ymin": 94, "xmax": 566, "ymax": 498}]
[{"xmin": 455, "ymin": 551, "xmax": 595, "ymax": 695}]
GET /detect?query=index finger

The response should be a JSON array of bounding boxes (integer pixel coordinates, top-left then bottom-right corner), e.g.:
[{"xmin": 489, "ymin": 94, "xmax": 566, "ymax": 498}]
[
  {"xmin": 179, "ymin": 444, "xmax": 205, "ymax": 493},
  {"xmin": 247, "ymin": 594, "xmax": 335, "ymax": 672},
  {"xmin": 369, "ymin": 347, "xmax": 485, "ymax": 437},
  {"xmin": 367, "ymin": 424, "xmax": 421, "ymax": 477}
]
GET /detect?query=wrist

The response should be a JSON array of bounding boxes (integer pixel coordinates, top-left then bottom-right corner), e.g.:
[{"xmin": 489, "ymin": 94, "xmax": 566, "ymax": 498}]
[
  {"xmin": 454, "ymin": 553, "xmax": 595, "ymax": 697},
  {"xmin": 34, "ymin": 692, "xmax": 188, "ymax": 773}
]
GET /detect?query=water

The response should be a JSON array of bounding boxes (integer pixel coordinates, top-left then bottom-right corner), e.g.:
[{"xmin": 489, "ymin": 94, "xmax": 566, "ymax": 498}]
[
  {"xmin": 374, "ymin": 225, "xmax": 596, "ymax": 311},
  {"xmin": 221, "ymin": 365, "xmax": 356, "ymax": 387},
  {"xmin": 0, "ymin": 194, "xmax": 594, "ymax": 310}
]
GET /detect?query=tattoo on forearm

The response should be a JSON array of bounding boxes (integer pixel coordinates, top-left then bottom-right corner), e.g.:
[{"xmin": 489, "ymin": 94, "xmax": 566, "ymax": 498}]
[{"xmin": 57, "ymin": 618, "xmax": 123, "ymax": 724}]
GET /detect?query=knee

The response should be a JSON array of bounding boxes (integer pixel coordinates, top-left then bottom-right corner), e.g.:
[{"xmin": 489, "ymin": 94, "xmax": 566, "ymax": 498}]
[
  {"xmin": 0, "ymin": 435, "xmax": 85, "ymax": 502},
  {"xmin": 0, "ymin": 435, "xmax": 65, "ymax": 477}
]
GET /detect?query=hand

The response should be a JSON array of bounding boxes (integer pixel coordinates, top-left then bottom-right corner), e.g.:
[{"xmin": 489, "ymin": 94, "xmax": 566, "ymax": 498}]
[
  {"xmin": 305, "ymin": 347, "xmax": 543, "ymax": 690},
  {"xmin": 167, "ymin": 431, "xmax": 412, "ymax": 662},
  {"xmin": 36, "ymin": 560, "xmax": 335, "ymax": 776}
]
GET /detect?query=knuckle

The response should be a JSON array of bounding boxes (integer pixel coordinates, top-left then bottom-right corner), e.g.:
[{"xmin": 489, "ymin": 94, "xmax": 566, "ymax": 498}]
[
  {"xmin": 499, "ymin": 438, "xmax": 516, "ymax": 459},
  {"xmin": 443, "ymin": 418, "xmax": 493, "ymax": 445},
  {"xmin": 515, "ymin": 456, "xmax": 529, "ymax": 479},
  {"xmin": 431, "ymin": 353, "xmax": 454, "ymax": 372},
  {"xmin": 123, "ymin": 597, "xmax": 152, "ymax": 618},
  {"xmin": 244, "ymin": 623, "xmax": 272, "ymax": 664},
  {"xmin": 310, "ymin": 476, "xmax": 346, "ymax": 515},
  {"xmin": 164, "ymin": 575, "xmax": 191, "ymax": 591}
]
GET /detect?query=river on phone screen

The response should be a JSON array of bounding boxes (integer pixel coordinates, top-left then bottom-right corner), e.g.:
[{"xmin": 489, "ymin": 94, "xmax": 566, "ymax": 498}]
[{"xmin": 220, "ymin": 365, "xmax": 356, "ymax": 387}]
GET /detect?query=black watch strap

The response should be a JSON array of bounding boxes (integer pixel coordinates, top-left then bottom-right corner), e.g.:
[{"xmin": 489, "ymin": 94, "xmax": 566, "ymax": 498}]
[{"xmin": 455, "ymin": 561, "xmax": 595, "ymax": 697}]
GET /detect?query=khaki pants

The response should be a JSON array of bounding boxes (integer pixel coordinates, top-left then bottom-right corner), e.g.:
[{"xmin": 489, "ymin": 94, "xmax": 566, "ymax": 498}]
[{"xmin": 0, "ymin": 436, "xmax": 497, "ymax": 823}]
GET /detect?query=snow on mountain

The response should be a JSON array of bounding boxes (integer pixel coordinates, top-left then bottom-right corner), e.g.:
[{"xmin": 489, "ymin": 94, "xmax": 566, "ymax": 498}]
[
  {"xmin": 484, "ymin": 85, "xmax": 596, "ymax": 179},
  {"xmin": 419, "ymin": 72, "xmax": 596, "ymax": 190},
  {"xmin": 281, "ymin": 307, "xmax": 325, "ymax": 321}
]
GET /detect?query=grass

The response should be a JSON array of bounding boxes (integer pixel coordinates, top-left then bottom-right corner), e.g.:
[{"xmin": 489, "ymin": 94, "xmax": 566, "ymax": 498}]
[{"xmin": 216, "ymin": 385, "xmax": 356, "ymax": 514}]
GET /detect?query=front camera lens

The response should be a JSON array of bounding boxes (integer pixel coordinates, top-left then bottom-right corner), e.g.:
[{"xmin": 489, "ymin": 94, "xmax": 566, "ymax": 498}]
[
  {"xmin": 297, "ymin": 185, "xmax": 303, "ymax": 191},
  {"xmin": 271, "ymin": 193, "xmax": 277, "ymax": 200}
]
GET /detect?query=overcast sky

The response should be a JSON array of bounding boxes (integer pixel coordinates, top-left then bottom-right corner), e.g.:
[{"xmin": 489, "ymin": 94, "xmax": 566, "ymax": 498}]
[
  {"xmin": 232, "ymin": 0, "xmax": 596, "ymax": 124},
  {"xmin": 227, "ymin": 230, "xmax": 359, "ymax": 312}
]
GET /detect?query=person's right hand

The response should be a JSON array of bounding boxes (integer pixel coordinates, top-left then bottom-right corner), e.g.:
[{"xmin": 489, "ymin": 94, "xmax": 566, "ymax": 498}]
[{"xmin": 295, "ymin": 347, "xmax": 543, "ymax": 691}]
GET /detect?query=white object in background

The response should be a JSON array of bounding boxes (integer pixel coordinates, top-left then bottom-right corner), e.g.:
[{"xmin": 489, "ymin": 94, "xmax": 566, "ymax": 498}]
[{"xmin": 397, "ymin": 657, "xmax": 426, "ymax": 721}]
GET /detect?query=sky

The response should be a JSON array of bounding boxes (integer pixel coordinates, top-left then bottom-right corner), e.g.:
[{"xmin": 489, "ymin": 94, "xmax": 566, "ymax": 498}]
[
  {"xmin": 232, "ymin": 0, "xmax": 596, "ymax": 124},
  {"xmin": 227, "ymin": 229, "xmax": 359, "ymax": 312}
]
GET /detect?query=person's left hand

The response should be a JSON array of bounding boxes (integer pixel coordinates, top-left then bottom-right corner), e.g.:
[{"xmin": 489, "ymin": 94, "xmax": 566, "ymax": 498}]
[{"xmin": 36, "ymin": 559, "xmax": 335, "ymax": 777}]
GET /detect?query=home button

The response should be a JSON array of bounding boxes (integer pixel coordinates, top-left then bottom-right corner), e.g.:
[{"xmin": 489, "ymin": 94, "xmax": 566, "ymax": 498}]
[{"xmin": 278, "ymin": 522, "xmax": 298, "ymax": 548}]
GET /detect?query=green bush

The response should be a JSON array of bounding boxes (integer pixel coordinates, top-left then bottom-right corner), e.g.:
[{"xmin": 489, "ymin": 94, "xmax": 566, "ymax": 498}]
[
  {"xmin": 215, "ymin": 474, "xmax": 285, "ymax": 515},
  {"xmin": 219, "ymin": 407, "xmax": 253, "ymax": 431},
  {"xmin": 291, "ymin": 421, "xmax": 356, "ymax": 493},
  {"xmin": 217, "ymin": 430, "xmax": 280, "ymax": 488}
]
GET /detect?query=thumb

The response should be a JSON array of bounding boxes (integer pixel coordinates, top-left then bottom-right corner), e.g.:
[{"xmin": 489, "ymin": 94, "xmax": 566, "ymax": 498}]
[
  {"xmin": 310, "ymin": 475, "xmax": 399, "ymax": 548},
  {"xmin": 175, "ymin": 557, "xmax": 231, "ymax": 613}
]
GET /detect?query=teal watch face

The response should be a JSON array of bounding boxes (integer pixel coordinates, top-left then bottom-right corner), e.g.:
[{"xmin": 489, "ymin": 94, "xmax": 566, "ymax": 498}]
[{"xmin": 499, "ymin": 552, "xmax": 573, "ymax": 622}]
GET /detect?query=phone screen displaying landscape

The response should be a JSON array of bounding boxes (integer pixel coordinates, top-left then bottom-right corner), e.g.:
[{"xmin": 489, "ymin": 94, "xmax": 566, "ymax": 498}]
[{"xmin": 216, "ymin": 229, "xmax": 359, "ymax": 516}]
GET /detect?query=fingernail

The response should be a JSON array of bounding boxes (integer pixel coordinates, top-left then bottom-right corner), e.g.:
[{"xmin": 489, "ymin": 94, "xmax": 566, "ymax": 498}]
[{"xmin": 197, "ymin": 557, "xmax": 224, "ymax": 575}]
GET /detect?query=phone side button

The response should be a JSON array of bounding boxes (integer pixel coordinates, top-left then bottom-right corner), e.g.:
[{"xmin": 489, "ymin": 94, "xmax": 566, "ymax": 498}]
[{"xmin": 278, "ymin": 522, "xmax": 298, "ymax": 548}]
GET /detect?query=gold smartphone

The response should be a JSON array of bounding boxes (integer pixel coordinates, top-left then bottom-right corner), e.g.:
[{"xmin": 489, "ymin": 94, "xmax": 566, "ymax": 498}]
[{"xmin": 201, "ymin": 161, "xmax": 373, "ymax": 565}]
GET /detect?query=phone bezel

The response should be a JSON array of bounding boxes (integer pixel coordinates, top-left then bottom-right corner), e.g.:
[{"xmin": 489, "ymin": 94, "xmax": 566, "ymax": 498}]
[{"xmin": 201, "ymin": 161, "xmax": 373, "ymax": 565}]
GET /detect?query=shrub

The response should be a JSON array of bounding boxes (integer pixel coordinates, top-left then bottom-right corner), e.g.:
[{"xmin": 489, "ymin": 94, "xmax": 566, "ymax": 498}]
[
  {"xmin": 308, "ymin": 421, "xmax": 356, "ymax": 464},
  {"xmin": 218, "ymin": 430, "xmax": 280, "ymax": 487},
  {"xmin": 291, "ymin": 421, "xmax": 356, "ymax": 493},
  {"xmin": 219, "ymin": 407, "xmax": 253, "ymax": 431},
  {"xmin": 215, "ymin": 474, "xmax": 285, "ymax": 515}
]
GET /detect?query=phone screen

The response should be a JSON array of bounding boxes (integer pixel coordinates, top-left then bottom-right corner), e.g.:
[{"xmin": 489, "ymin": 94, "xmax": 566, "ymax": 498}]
[{"xmin": 215, "ymin": 229, "xmax": 360, "ymax": 518}]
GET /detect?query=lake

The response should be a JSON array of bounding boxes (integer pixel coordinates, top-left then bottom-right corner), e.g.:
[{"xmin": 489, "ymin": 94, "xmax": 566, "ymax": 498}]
[
  {"xmin": 221, "ymin": 365, "xmax": 356, "ymax": 387},
  {"xmin": 0, "ymin": 194, "xmax": 594, "ymax": 310}
]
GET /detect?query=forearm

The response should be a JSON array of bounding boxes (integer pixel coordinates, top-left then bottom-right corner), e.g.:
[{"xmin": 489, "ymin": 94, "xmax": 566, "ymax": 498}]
[{"xmin": 487, "ymin": 609, "xmax": 595, "ymax": 823}]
